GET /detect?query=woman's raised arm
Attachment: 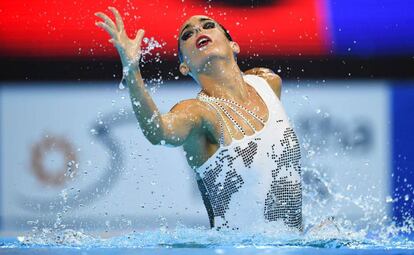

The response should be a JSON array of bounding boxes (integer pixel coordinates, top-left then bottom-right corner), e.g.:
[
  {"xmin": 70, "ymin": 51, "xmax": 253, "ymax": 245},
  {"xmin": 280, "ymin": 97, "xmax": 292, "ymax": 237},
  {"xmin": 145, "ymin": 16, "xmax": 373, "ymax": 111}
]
[{"xmin": 95, "ymin": 7, "xmax": 201, "ymax": 146}]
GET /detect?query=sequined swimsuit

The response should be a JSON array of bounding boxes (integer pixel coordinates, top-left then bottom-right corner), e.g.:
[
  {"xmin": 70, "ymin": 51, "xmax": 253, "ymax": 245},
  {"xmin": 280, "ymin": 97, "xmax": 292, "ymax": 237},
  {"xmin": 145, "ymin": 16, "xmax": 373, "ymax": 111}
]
[{"xmin": 195, "ymin": 74, "xmax": 302, "ymax": 231}]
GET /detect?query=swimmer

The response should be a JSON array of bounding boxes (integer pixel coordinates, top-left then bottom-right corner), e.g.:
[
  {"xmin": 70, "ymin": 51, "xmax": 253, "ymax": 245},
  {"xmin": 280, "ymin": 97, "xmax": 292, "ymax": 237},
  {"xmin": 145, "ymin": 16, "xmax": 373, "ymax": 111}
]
[{"xmin": 95, "ymin": 6, "xmax": 302, "ymax": 231}]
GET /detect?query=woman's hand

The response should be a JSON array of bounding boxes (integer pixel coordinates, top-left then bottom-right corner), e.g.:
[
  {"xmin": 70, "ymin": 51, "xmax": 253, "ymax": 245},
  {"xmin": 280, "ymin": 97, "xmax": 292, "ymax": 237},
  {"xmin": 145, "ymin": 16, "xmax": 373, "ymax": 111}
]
[{"xmin": 95, "ymin": 6, "xmax": 145, "ymax": 71}]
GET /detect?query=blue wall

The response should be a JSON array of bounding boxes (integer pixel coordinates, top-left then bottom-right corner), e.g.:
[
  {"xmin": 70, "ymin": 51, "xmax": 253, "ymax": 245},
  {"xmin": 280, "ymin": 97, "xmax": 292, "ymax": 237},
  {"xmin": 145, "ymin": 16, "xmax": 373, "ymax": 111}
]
[
  {"xmin": 329, "ymin": 0, "xmax": 414, "ymax": 56},
  {"xmin": 392, "ymin": 83, "xmax": 414, "ymax": 223}
]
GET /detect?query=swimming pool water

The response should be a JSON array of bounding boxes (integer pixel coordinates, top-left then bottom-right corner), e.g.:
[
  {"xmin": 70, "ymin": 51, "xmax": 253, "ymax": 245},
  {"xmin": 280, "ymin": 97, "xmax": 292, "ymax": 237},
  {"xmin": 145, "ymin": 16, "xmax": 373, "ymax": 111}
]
[{"xmin": 2, "ymin": 225, "xmax": 414, "ymax": 255}]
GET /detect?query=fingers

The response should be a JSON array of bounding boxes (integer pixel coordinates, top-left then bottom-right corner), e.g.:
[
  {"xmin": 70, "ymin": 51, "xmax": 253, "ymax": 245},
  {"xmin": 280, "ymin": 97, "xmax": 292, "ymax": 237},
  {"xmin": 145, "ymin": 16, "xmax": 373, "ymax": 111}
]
[
  {"xmin": 134, "ymin": 29, "xmax": 145, "ymax": 45},
  {"xmin": 108, "ymin": 6, "xmax": 125, "ymax": 32},
  {"xmin": 95, "ymin": 12, "xmax": 116, "ymax": 31},
  {"xmin": 95, "ymin": 21, "xmax": 118, "ymax": 39}
]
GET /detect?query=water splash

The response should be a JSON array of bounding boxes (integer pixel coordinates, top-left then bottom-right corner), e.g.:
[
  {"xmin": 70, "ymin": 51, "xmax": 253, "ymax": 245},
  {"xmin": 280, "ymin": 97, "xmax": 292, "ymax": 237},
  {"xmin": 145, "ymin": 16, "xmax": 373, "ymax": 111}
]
[
  {"xmin": 119, "ymin": 36, "xmax": 166, "ymax": 93},
  {"xmin": 14, "ymin": 146, "xmax": 414, "ymax": 249},
  {"xmin": 8, "ymin": 10, "xmax": 414, "ymax": 251},
  {"xmin": 11, "ymin": 221, "xmax": 414, "ymax": 249}
]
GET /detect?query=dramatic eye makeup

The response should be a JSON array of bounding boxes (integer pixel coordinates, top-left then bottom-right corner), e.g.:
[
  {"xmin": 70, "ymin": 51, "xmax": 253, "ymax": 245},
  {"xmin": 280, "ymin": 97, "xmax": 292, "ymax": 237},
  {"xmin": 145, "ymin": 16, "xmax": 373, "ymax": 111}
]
[
  {"xmin": 203, "ymin": 21, "xmax": 215, "ymax": 29},
  {"xmin": 181, "ymin": 30, "xmax": 193, "ymax": 41},
  {"xmin": 180, "ymin": 20, "xmax": 216, "ymax": 41}
]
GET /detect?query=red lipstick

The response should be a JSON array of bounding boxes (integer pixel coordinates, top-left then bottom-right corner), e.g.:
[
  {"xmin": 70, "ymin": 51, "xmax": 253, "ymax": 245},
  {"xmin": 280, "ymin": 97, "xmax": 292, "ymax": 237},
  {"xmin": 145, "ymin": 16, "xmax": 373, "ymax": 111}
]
[{"xmin": 195, "ymin": 35, "xmax": 212, "ymax": 49}]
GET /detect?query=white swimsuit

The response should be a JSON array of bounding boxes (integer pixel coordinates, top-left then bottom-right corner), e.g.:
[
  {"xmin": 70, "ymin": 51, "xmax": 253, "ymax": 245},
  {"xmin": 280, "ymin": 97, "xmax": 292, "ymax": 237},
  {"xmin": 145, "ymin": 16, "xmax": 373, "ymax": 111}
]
[{"xmin": 195, "ymin": 74, "xmax": 302, "ymax": 231}]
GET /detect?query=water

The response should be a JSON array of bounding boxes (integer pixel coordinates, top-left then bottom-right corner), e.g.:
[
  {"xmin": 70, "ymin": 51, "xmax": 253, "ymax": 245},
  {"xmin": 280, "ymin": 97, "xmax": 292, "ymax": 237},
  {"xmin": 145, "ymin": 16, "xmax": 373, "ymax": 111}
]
[
  {"xmin": 3, "ymin": 207, "xmax": 414, "ymax": 253},
  {"xmin": 1, "ymin": 224, "xmax": 414, "ymax": 254},
  {"xmin": 2, "ymin": 7, "xmax": 413, "ymax": 255}
]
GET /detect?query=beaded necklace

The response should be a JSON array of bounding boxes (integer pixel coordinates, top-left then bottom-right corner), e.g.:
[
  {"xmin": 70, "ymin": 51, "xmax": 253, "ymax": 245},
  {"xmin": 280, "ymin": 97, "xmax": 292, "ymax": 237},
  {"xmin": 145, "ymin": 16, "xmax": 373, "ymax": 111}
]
[{"xmin": 197, "ymin": 91, "xmax": 267, "ymax": 144}]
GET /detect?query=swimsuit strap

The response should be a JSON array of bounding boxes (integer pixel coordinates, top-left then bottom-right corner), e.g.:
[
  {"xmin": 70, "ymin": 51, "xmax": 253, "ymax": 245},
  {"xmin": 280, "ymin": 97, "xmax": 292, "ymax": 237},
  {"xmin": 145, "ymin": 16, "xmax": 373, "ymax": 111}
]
[
  {"xmin": 198, "ymin": 92, "xmax": 250, "ymax": 140},
  {"xmin": 213, "ymin": 95, "xmax": 267, "ymax": 126},
  {"xmin": 198, "ymin": 91, "xmax": 267, "ymax": 140},
  {"xmin": 219, "ymin": 101, "xmax": 258, "ymax": 132},
  {"xmin": 197, "ymin": 94, "xmax": 227, "ymax": 145},
  {"xmin": 213, "ymin": 101, "xmax": 246, "ymax": 136}
]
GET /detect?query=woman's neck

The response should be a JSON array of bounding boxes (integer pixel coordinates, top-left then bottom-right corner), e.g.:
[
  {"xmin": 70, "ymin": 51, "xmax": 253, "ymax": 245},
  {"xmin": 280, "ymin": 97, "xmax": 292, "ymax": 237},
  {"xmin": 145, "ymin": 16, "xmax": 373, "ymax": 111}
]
[{"xmin": 195, "ymin": 59, "xmax": 249, "ymax": 101}]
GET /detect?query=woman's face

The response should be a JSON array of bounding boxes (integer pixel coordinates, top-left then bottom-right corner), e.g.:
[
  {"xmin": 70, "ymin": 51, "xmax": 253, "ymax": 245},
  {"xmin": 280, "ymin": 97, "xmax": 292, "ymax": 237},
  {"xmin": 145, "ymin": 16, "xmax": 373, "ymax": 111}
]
[{"xmin": 178, "ymin": 15, "xmax": 236, "ymax": 76}]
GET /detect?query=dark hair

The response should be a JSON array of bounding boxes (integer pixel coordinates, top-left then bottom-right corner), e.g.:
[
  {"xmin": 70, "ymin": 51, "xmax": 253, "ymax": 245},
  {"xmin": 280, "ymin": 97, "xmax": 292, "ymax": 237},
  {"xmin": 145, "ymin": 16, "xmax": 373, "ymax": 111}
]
[{"xmin": 177, "ymin": 22, "xmax": 233, "ymax": 63}]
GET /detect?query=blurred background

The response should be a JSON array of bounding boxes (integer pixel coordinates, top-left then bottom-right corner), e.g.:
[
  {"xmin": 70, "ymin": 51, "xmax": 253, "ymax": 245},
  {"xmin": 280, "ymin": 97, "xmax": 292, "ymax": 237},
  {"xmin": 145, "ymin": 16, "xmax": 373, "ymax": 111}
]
[{"xmin": 0, "ymin": 0, "xmax": 413, "ymax": 235}]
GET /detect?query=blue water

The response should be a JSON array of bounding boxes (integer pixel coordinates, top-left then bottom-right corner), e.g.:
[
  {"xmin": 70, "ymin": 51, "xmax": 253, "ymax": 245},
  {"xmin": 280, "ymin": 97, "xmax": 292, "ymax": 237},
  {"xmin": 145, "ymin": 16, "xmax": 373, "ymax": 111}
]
[
  {"xmin": 1, "ymin": 246, "xmax": 414, "ymax": 255},
  {"xmin": 2, "ymin": 225, "xmax": 414, "ymax": 255}
]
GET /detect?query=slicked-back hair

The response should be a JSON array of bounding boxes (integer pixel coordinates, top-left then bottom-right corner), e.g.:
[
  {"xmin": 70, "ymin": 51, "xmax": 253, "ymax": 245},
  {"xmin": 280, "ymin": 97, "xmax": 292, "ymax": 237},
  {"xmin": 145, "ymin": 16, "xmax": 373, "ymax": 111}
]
[{"xmin": 178, "ymin": 22, "xmax": 233, "ymax": 63}]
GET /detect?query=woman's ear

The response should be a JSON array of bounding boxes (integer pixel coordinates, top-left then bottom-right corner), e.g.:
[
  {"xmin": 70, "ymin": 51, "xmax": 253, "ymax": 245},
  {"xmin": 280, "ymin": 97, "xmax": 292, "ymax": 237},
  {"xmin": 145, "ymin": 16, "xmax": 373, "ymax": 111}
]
[
  {"xmin": 230, "ymin": 41, "xmax": 240, "ymax": 54},
  {"xmin": 179, "ymin": 62, "xmax": 190, "ymax": 76}
]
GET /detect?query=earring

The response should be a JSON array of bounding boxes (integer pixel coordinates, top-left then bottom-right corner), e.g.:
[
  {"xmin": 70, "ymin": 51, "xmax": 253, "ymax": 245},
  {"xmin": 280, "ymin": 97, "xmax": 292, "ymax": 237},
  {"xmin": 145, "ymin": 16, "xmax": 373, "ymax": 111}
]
[{"xmin": 180, "ymin": 65, "xmax": 189, "ymax": 76}]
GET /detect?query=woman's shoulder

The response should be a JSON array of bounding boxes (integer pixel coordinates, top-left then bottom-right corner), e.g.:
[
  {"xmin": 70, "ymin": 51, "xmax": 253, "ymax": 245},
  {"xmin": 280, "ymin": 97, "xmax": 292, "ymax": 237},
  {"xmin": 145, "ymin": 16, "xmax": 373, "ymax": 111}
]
[
  {"xmin": 244, "ymin": 67, "xmax": 282, "ymax": 99},
  {"xmin": 170, "ymin": 97, "xmax": 217, "ymax": 119},
  {"xmin": 170, "ymin": 97, "xmax": 208, "ymax": 111}
]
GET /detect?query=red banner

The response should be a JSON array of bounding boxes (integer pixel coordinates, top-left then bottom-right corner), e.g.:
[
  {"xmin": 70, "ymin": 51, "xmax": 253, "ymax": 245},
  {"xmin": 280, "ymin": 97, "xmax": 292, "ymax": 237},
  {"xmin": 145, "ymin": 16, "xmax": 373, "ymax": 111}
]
[{"xmin": 0, "ymin": 0, "xmax": 330, "ymax": 58}]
